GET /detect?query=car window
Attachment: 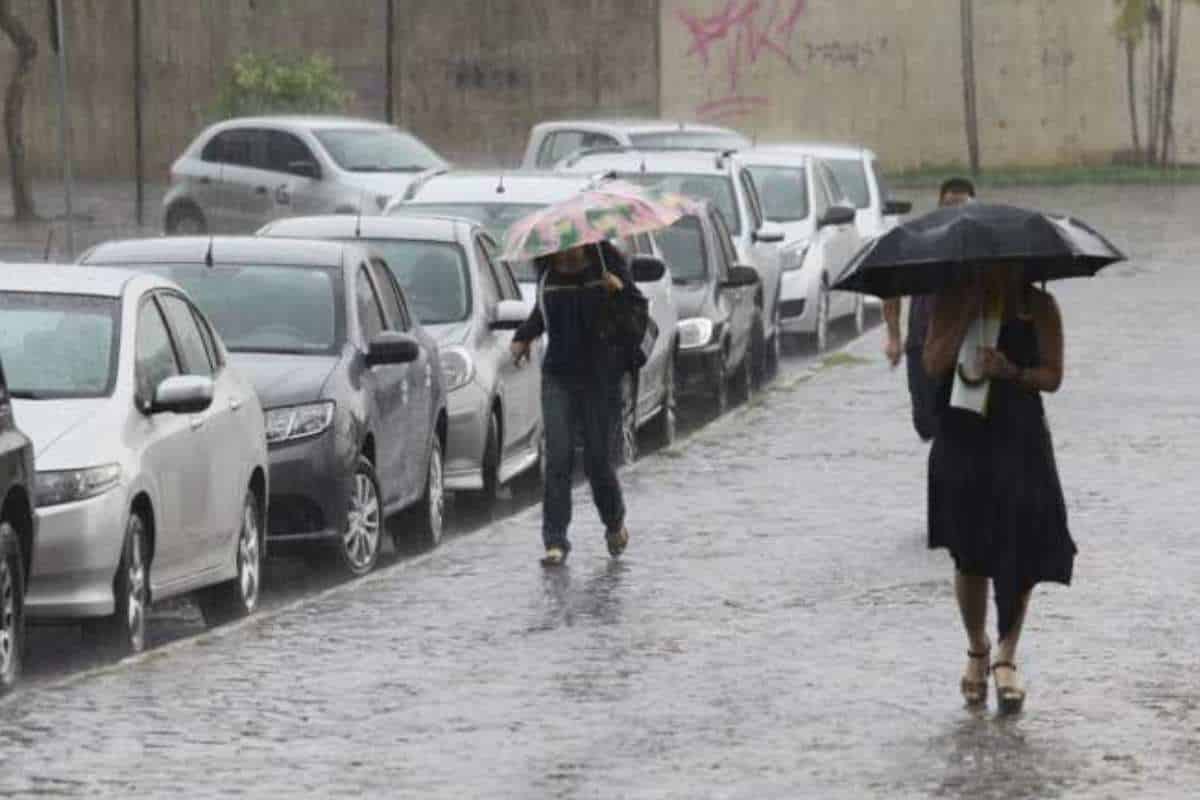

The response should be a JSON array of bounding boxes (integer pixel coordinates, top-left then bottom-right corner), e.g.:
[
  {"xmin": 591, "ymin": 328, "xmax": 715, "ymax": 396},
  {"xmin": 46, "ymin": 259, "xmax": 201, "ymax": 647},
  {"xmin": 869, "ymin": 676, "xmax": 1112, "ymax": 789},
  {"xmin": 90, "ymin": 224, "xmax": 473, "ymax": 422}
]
[
  {"xmin": 136, "ymin": 299, "xmax": 181, "ymax": 403},
  {"xmin": 738, "ymin": 170, "xmax": 764, "ymax": 231},
  {"xmin": 202, "ymin": 128, "xmax": 267, "ymax": 169},
  {"xmin": 746, "ymin": 165, "xmax": 809, "ymax": 222},
  {"xmin": 872, "ymin": 159, "xmax": 894, "ymax": 204},
  {"xmin": 709, "ymin": 210, "xmax": 739, "ymax": 276},
  {"xmin": 313, "ymin": 127, "xmax": 444, "ymax": 172},
  {"xmin": 355, "ymin": 266, "xmax": 387, "ymax": 342},
  {"xmin": 813, "ymin": 168, "xmax": 833, "ymax": 215},
  {"xmin": 656, "ymin": 215, "xmax": 708, "ymax": 282},
  {"xmin": 477, "ymin": 236, "xmax": 520, "ymax": 300},
  {"xmin": 541, "ymin": 131, "xmax": 585, "ymax": 167},
  {"xmin": 157, "ymin": 294, "xmax": 214, "ymax": 377},
  {"xmin": 360, "ymin": 240, "xmax": 471, "ymax": 324},
  {"xmin": 821, "ymin": 164, "xmax": 850, "ymax": 208},
  {"xmin": 827, "ymin": 157, "xmax": 871, "ymax": 209},
  {"xmin": 190, "ymin": 306, "xmax": 223, "ymax": 369},
  {"xmin": 474, "ymin": 238, "xmax": 502, "ymax": 307},
  {"xmin": 581, "ymin": 132, "xmax": 618, "ymax": 150},
  {"xmin": 266, "ymin": 130, "xmax": 318, "ymax": 175},
  {"xmin": 620, "ymin": 173, "xmax": 742, "ymax": 236},
  {"xmin": 369, "ymin": 258, "xmax": 406, "ymax": 330},
  {"xmin": 0, "ymin": 292, "xmax": 120, "ymax": 399}
]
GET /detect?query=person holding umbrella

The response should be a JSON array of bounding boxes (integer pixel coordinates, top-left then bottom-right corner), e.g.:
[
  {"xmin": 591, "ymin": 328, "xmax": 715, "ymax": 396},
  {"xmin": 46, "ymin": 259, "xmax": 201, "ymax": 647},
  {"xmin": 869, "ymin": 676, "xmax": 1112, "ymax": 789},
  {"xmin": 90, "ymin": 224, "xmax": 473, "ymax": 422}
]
[
  {"xmin": 836, "ymin": 203, "xmax": 1124, "ymax": 712},
  {"xmin": 504, "ymin": 183, "xmax": 680, "ymax": 567}
]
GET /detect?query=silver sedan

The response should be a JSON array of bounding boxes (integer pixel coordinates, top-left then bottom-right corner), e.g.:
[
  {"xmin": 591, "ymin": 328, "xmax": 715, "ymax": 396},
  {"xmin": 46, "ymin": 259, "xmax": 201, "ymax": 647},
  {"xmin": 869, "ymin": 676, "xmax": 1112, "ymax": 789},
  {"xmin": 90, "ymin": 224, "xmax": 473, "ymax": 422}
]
[{"xmin": 0, "ymin": 265, "xmax": 268, "ymax": 655}]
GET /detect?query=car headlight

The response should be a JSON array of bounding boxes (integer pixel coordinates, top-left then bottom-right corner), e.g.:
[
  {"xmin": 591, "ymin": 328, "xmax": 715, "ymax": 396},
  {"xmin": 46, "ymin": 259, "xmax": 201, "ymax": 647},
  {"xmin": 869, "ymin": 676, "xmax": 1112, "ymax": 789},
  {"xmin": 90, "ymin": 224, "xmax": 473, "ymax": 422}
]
[
  {"xmin": 440, "ymin": 347, "xmax": 474, "ymax": 392},
  {"xmin": 265, "ymin": 401, "xmax": 335, "ymax": 445},
  {"xmin": 677, "ymin": 318, "xmax": 715, "ymax": 350},
  {"xmin": 35, "ymin": 464, "xmax": 121, "ymax": 508},
  {"xmin": 783, "ymin": 242, "xmax": 811, "ymax": 272}
]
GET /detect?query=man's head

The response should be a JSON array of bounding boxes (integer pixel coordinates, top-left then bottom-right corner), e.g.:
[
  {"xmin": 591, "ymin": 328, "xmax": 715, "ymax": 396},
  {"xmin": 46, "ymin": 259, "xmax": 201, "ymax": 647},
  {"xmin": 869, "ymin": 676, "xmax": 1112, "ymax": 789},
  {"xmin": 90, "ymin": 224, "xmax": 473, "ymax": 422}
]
[{"xmin": 938, "ymin": 177, "xmax": 976, "ymax": 208}]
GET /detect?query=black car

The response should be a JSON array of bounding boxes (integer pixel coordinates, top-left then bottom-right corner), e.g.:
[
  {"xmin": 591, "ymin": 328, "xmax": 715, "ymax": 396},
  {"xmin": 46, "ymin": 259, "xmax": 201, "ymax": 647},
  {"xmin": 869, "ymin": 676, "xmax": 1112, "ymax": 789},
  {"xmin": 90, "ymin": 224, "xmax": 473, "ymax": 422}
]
[
  {"xmin": 0, "ymin": 356, "xmax": 35, "ymax": 694},
  {"xmin": 656, "ymin": 201, "xmax": 760, "ymax": 414},
  {"xmin": 80, "ymin": 237, "xmax": 448, "ymax": 577}
]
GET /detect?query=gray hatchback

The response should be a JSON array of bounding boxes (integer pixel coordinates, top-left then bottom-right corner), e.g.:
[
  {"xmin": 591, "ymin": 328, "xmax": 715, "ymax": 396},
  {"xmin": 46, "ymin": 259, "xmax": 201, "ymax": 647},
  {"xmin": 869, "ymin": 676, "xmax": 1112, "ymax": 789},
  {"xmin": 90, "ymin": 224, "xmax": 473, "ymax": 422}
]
[{"xmin": 80, "ymin": 237, "xmax": 448, "ymax": 576}]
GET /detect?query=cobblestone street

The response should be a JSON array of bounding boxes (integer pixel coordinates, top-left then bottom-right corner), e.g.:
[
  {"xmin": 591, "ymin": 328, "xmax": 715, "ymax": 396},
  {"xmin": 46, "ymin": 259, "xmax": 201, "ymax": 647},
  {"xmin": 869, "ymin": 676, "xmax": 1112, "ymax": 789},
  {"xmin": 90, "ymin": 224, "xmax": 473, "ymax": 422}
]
[{"xmin": 0, "ymin": 185, "xmax": 1196, "ymax": 797}]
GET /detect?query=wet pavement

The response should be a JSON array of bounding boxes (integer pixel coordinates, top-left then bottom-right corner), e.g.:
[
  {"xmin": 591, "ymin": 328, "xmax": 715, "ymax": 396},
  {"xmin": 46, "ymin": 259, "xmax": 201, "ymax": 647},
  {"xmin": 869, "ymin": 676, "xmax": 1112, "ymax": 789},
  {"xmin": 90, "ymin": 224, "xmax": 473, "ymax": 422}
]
[{"xmin": 0, "ymin": 184, "xmax": 1197, "ymax": 797}]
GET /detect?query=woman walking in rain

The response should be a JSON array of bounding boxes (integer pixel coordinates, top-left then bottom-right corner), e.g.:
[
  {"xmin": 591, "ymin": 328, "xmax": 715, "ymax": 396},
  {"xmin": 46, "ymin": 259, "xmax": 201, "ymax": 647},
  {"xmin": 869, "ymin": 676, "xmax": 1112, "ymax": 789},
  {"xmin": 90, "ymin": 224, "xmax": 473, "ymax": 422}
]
[
  {"xmin": 923, "ymin": 265, "xmax": 1076, "ymax": 713},
  {"xmin": 510, "ymin": 240, "xmax": 640, "ymax": 567}
]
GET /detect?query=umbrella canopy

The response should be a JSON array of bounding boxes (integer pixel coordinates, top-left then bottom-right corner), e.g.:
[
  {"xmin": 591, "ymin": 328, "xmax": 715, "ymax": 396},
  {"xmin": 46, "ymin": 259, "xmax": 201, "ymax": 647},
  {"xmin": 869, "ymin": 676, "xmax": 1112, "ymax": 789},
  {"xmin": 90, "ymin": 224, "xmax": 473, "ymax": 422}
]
[
  {"xmin": 500, "ymin": 182, "xmax": 686, "ymax": 262},
  {"xmin": 834, "ymin": 202, "xmax": 1126, "ymax": 298}
]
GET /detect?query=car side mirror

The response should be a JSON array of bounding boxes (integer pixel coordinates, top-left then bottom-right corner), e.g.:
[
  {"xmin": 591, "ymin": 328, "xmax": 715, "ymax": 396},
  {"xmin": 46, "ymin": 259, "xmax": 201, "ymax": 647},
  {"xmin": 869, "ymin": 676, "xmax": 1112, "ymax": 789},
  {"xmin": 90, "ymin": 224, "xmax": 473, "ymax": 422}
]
[
  {"xmin": 491, "ymin": 299, "xmax": 529, "ymax": 331},
  {"xmin": 752, "ymin": 222, "xmax": 785, "ymax": 244},
  {"xmin": 720, "ymin": 264, "xmax": 760, "ymax": 289},
  {"xmin": 884, "ymin": 199, "xmax": 913, "ymax": 216},
  {"xmin": 366, "ymin": 331, "xmax": 420, "ymax": 366},
  {"xmin": 630, "ymin": 254, "xmax": 666, "ymax": 283},
  {"xmin": 149, "ymin": 375, "xmax": 214, "ymax": 415},
  {"xmin": 288, "ymin": 160, "xmax": 321, "ymax": 179},
  {"xmin": 819, "ymin": 205, "xmax": 856, "ymax": 228}
]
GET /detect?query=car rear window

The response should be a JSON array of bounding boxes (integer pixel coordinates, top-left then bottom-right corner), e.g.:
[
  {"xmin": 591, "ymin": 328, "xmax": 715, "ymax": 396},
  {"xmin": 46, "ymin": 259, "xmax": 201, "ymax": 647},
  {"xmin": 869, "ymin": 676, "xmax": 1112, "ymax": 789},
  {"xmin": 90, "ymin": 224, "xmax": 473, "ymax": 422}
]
[
  {"xmin": 619, "ymin": 173, "xmax": 742, "ymax": 236},
  {"xmin": 0, "ymin": 292, "xmax": 120, "ymax": 399}
]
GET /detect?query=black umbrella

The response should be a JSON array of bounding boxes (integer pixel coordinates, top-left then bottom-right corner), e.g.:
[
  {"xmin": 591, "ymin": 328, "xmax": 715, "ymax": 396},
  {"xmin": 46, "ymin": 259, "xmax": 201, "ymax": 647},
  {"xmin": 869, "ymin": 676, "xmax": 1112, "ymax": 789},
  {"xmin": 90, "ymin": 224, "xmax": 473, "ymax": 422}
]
[{"xmin": 833, "ymin": 202, "xmax": 1126, "ymax": 298}]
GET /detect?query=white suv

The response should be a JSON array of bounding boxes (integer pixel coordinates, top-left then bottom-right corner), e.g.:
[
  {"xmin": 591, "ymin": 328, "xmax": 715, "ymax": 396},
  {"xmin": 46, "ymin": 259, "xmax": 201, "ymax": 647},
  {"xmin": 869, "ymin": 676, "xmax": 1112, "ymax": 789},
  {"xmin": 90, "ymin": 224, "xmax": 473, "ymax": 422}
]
[
  {"xmin": 162, "ymin": 116, "xmax": 447, "ymax": 234},
  {"xmin": 522, "ymin": 119, "xmax": 749, "ymax": 169},
  {"xmin": 558, "ymin": 147, "xmax": 785, "ymax": 380}
]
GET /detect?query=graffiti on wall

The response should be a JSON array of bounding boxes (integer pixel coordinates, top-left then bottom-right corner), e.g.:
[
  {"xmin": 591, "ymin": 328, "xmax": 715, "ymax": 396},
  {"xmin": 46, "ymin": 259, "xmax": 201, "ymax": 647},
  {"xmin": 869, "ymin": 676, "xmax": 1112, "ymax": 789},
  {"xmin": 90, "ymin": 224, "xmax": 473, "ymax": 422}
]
[{"xmin": 675, "ymin": 0, "xmax": 886, "ymax": 120}]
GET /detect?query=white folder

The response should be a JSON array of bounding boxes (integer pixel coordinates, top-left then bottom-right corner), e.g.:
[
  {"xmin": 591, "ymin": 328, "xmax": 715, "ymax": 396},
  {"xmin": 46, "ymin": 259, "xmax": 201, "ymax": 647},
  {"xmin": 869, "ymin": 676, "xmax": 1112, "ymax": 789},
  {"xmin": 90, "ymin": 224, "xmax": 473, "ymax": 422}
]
[{"xmin": 950, "ymin": 303, "xmax": 1003, "ymax": 416}]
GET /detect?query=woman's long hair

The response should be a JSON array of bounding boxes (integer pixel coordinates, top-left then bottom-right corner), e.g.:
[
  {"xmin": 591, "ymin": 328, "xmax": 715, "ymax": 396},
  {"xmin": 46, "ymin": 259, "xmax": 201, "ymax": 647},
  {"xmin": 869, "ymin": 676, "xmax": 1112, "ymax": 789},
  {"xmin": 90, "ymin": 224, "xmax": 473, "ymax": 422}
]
[{"xmin": 534, "ymin": 240, "xmax": 629, "ymax": 277}]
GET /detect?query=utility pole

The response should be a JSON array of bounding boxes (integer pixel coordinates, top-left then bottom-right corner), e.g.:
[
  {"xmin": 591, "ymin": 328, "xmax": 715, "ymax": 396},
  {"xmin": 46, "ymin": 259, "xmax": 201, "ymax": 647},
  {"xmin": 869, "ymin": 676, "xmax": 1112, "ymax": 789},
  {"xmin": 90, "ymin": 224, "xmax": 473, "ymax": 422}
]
[
  {"xmin": 132, "ymin": 0, "xmax": 144, "ymax": 226},
  {"xmin": 960, "ymin": 0, "xmax": 981, "ymax": 176},
  {"xmin": 49, "ymin": 0, "xmax": 74, "ymax": 257}
]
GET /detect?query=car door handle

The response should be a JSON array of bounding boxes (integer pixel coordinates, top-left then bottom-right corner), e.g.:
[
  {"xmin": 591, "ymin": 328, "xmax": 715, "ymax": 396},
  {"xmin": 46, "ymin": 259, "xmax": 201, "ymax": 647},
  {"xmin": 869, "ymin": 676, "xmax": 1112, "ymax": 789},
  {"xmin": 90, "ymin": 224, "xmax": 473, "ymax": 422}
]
[
  {"xmin": 190, "ymin": 416, "xmax": 205, "ymax": 431},
  {"xmin": 230, "ymin": 397, "xmax": 242, "ymax": 411},
  {"xmin": 275, "ymin": 185, "xmax": 291, "ymax": 205},
  {"xmin": 255, "ymin": 185, "xmax": 268, "ymax": 195}
]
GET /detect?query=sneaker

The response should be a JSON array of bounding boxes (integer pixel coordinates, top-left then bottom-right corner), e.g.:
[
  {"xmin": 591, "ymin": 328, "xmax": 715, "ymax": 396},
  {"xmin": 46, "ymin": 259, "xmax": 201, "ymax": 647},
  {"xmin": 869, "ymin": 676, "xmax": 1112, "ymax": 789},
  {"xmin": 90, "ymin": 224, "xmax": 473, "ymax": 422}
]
[
  {"xmin": 605, "ymin": 526, "xmax": 629, "ymax": 557},
  {"xmin": 540, "ymin": 546, "xmax": 567, "ymax": 567}
]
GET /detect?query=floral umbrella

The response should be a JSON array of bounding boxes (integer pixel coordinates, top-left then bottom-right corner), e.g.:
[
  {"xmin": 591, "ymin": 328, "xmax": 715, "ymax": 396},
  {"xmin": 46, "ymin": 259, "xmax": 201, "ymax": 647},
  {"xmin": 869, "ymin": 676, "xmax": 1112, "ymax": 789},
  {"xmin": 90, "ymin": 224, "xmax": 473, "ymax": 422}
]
[{"xmin": 500, "ymin": 182, "xmax": 687, "ymax": 263}]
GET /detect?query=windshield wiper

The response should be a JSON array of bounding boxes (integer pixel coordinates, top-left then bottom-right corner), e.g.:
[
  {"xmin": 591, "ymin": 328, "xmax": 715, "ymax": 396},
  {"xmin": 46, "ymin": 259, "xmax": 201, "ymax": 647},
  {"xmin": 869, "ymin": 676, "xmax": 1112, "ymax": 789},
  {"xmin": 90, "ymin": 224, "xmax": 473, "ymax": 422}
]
[{"xmin": 347, "ymin": 164, "xmax": 428, "ymax": 173}]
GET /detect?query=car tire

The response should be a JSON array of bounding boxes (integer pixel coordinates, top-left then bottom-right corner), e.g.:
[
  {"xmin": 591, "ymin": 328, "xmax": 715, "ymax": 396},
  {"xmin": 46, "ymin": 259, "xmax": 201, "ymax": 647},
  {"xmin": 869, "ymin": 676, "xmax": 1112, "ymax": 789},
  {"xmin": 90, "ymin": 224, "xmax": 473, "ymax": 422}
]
[
  {"xmin": 853, "ymin": 293, "xmax": 866, "ymax": 335},
  {"xmin": 750, "ymin": 313, "xmax": 768, "ymax": 391},
  {"xmin": 336, "ymin": 456, "xmax": 383, "ymax": 577},
  {"xmin": 0, "ymin": 523, "xmax": 25, "ymax": 694},
  {"xmin": 82, "ymin": 512, "xmax": 149, "ymax": 657},
  {"xmin": 404, "ymin": 434, "xmax": 445, "ymax": 550},
  {"xmin": 767, "ymin": 285, "xmax": 782, "ymax": 378},
  {"xmin": 734, "ymin": 348, "xmax": 754, "ymax": 406},
  {"xmin": 166, "ymin": 203, "xmax": 207, "ymax": 236},
  {"xmin": 647, "ymin": 353, "xmax": 677, "ymax": 449},
  {"xmin": 813, "ymin": 287, "xmax": 831, "ymax": 354},
  {"xmin": 471, "ymin": 410, "xmax": 502, "ymax": 507},
  {"xmin": 612, "ymin": 372, "xmax": 639, "ymax": 466},
  {"xmin": 710, "ymin": 351, "xmax": 729, "ymax": 417},
  {"xmin": 197, "ymin": 488, "xmax": 263, "ymax": 626}
]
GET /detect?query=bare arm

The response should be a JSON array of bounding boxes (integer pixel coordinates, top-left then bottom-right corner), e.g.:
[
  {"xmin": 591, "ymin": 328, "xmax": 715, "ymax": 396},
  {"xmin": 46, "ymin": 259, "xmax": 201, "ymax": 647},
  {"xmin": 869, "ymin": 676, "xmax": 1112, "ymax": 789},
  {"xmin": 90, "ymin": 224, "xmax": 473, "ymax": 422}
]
[
  {"xmin": 882, "ymin": 298, "xmax": 902, "ymax": 339},
  {"xmin": 922, "ymin": 285, "xmax": 979, "ymax": 378},
  {"xmin": 1021, "ymin": 290, "xmax": 1064, "ymax": 393}
]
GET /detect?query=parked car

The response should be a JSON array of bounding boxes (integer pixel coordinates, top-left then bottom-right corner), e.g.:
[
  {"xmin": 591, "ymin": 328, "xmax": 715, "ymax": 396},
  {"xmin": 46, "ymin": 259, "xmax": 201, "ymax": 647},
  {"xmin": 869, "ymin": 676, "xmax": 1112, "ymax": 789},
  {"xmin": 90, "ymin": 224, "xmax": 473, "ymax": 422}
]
[
  {"xmin": 80, "ymin": 238, "xmax": 447, "ymax": 577},
  {"xmin": 390, "ymin": 170, "xmax": 679, "ymax": 459},
  {"xmin": 557, "ymin": 147, "xmax": 785, "ymax": 383},
  {"xmin": 162, "ymin": 116, "xmax": 448, "ymax": 235},
  {"xmin": 655, "ymin": 201, "xmax": 761, "ymax": 414},
  {"xmin": 0, "ymin": 264, "xmax": 267, "ymax": 655},
  {"xmin": 0, "ymin": 353, "xmax": 35, "ymax": 692},
  {"xmin": 521, "ymin": 119, "xmax": 750, "ymax": 169},
  {"xmin": 739, "ymin": 149, "xmax": 865, "ymax": 350},
  {"xmin": 258, "ymin": 214, "xmax": 541, "ymax": 504}
]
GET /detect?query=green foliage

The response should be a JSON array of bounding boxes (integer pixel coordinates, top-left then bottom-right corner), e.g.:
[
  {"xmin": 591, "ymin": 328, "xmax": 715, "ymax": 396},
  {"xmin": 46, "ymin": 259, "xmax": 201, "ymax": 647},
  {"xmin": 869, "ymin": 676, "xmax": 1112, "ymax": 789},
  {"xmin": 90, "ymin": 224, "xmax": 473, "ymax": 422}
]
[
  {"xmin": 214, "ymin": 53, "xmax": 352, "ymax": 118},
  {"xmin": 1113, "ymin": 0, "xmax": 1151, "ymax": 42}
]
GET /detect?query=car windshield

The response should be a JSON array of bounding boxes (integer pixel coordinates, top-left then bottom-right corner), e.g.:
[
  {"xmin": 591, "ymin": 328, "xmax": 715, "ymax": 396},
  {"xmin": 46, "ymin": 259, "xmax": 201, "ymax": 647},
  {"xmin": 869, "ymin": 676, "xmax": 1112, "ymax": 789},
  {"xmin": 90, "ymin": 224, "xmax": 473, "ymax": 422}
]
[
  {"xmin": 0, "ymin": 292, "xmax": 119, "ymax": 399},
  {"xmin": 827, "ymin": 158, "xmax": 871, "ymax": 209},
  {"xmin": 656, "ymin": 216, "xmax": 708, "ymax": 282},
  {"xmin": 397, "ymin": 202, "xmax": 546, "ymax": 282},
  {"xmin": 746, "ymin": 165, "xmax": 810, "ymax": 222},
  {"xmin": 630, "ymin": 131, "xmax": 747, "ymax": 150},
  {"xmin": 620, "ymin": 172, "xmax": 742, "ymax": 236},
  {"xmin": 136, "ymin": 264, "xmax": 340, "ymax": 355},
  {"xmin": 314, "ymin": 128, "xmax": 446, "ymax": 173},
  {"xmin": 362, "ymin": 240, "xmax": 471, "ymax": 324}
]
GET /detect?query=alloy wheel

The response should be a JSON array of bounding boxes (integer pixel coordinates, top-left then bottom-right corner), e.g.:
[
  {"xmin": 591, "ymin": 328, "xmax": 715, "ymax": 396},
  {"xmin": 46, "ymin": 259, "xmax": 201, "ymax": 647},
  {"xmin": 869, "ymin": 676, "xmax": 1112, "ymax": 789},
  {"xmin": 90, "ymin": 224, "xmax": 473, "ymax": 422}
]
[
  {"xmin": 0, "ymin": 555, "xmax": 15, "ymax": 684},
  {"xmin": 620, "ymin": 374, "xmax": 639, "ymax": 465},
  {"xmin": 343, "ymin": 471, "xmax": 381, "ymax": 574},
  {"xmin": 238, "ymin": 497, "xmax": 261, "ymax": 612},
  {"xmin": 125, "ymin": 521, "xmax": 147, "ymax": 654},
  {"xmin": 853, "ymin": 294, "xmax": 866, "ymax": 335},
  {"xmin": 660, "ymin": 357, "xmax": 677, "ymax": 447},
  {"xmin": 816, "ymin": 289, "xmax": 830, "ymax": 353},
  {"xmin": 427, "ymin": 441, "xmax": 445, "ymax": 545}
]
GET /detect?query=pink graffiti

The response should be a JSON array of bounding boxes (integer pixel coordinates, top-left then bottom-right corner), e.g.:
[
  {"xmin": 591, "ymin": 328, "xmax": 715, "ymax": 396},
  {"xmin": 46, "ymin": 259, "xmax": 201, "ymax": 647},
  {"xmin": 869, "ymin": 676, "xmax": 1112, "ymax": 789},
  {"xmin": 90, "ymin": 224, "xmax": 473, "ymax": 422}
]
[{"xmin": 677, "ymin": 0, "xmax": 806, "ymax": 118}]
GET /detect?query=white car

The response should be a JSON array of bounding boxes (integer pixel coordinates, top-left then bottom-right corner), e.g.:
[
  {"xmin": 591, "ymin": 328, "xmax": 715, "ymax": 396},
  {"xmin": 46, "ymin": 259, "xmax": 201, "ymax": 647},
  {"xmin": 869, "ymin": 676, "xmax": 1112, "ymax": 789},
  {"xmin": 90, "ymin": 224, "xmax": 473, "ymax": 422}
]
[
  {"xmin": 557, "ymin": 148, "xmax": 785, "ymax": 382},
  {"xmin": 391, "ymin": 170, "xmax": 679, "ymax": 459},
  {"xmin": 162, "ymin": 116, "xmax": 448, "ymax": 234},
  {"xmin": 738, "ymin": 149, "xmax": 865, "ymax": 351},
  {"xmin": 521, "ymin": 119, "xmax": 749, "ymax": 169},
  {"xmin": 0, "ymin": 265, "xmax": 268, "ymax": 655}
]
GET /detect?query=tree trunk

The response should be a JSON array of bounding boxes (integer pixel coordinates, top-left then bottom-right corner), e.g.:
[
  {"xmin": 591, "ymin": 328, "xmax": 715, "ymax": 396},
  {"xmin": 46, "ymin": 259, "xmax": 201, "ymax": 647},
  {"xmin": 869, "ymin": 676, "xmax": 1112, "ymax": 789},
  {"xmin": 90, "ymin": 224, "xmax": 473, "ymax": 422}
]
[
  {"xmin": 960, "ymin": 0, "xmax": 981, "ymax": 176},
  {"xmin": 1159, "ymin": 0, "xmax": 1182, "ymax": 166},
  {"xmin": 0, "ymin": 0, "xmax": 38, "ymax": 221},
  {"xmin": 1153, "ymin": 4, "xmax": 1167, "ymax": 163},
  {"xmin": 1125, "ymin": 38, "xmax": 1142, "ymax": 159}
]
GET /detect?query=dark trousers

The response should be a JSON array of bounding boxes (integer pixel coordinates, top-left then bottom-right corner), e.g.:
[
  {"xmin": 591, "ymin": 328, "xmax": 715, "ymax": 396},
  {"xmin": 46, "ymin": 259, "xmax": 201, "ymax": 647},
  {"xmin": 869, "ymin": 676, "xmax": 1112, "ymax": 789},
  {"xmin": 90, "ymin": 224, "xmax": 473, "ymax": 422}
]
[{"xmin": 541, "ymin": 370, "xmax": 625, "ymax": 551}]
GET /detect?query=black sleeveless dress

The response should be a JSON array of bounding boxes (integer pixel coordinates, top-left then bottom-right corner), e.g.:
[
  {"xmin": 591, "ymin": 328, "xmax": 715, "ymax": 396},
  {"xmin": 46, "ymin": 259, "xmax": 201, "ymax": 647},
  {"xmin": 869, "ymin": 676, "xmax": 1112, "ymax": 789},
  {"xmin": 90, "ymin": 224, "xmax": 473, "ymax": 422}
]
[{"xmin": 927, "ymin": 315, "xmax": 1076, "ymax": 638}]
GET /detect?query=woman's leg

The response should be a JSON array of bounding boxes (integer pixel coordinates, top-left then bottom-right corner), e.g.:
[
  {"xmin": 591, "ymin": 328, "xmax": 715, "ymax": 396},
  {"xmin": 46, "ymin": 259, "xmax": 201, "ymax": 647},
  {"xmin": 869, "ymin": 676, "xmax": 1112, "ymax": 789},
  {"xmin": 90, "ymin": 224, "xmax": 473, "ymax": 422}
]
[
  {"xmin": 541, "ymin": 373, "xmax": 576, "ymax": 553},
  {"xmin": 956, "ymin": 571, "xmax": 991, "ymax": 686},
  {"xmin": 994, "ymin": 588, "xmax": 1032, "ymax": 694},
  {"xmin": 580, "ymin": 376, "xmax": 626, "ymax": 534}
]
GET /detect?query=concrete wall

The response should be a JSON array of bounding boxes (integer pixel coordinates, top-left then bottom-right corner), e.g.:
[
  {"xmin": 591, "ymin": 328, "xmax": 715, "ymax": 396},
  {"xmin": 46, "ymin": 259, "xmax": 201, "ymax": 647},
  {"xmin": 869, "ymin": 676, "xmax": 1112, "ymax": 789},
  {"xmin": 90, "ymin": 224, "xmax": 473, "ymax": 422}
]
[
  {"xmin": 0, "ymin": 0, "xmax": 658, "ymax": 179},
  {"xmin": 659, "ymin": 0, "xmax": 1200, "ymax": 169}
]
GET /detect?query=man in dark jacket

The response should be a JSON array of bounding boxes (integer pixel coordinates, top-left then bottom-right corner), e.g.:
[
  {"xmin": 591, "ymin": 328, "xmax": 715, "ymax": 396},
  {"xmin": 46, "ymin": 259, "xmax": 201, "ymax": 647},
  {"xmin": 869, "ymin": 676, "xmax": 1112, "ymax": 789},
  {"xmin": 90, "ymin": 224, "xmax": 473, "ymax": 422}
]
[
  {"xmin": 510, "ymin": 241, "xmax": 642, "ymax": 566},
  {"xmin": 883, "ymin": 177, "xmax": 976, "ymax": 441}
]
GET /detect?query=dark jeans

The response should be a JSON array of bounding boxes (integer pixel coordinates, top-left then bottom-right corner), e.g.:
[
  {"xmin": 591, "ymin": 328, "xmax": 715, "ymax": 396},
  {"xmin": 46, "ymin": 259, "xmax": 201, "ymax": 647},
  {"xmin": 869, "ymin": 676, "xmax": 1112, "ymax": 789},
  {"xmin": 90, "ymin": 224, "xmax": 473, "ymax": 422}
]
[
  {"xmin": 906, "ymin": 347, "xmax": 940, "ymax": 442},
  {"xmin": 541, "ymin": 370, "xmax": 626, "ymax": 552}
]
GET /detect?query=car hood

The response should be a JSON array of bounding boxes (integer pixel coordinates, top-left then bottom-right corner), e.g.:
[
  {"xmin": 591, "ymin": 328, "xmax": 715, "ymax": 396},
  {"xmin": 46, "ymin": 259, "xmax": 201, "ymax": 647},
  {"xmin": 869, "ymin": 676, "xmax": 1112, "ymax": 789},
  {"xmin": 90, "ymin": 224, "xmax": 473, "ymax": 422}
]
[
  {"xmin": 337, "ymin": 172, "xmax": 424, "ymax": 203},
  {"xmin": 671, "ymin": 280, "xmax": 714, "ymax": 321},
  {"xmin": 228, "ymin": 353, "xmax": 340, "ymax": 409},
  {"xmin": 12, "ymin": 398, "xmax": 119, "ymax": 466},
  {"xmin": 425, "ymin": 322, "xmax": 471, "ymax": 348}
]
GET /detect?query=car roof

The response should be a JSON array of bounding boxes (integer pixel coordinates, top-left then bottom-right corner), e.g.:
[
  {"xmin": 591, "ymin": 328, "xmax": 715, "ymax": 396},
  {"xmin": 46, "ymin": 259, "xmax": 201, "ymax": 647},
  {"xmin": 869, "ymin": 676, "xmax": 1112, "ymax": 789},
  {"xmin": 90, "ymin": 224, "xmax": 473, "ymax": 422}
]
[
  {"xmin": 736, "ymin": 148, "xmax": 815, "ymax": 168},
  {"xmin": 81, "ymin": 236, "xmax": 355, "ymax": 269},
  {"xmin": 559, "ymin": 148, "xmax": 735, "ymax": 176},
  {"xmin": 211, "ymin": 115, "xmax": 395, "ymax": 131},
  {"xmin": 0, "ymin": 263, "xmax": 172, "ymax": 297},
  {"xmin": 406, "ymin": 170, "xmax": 590, "ymax": 205},
  {"xmin": 259, "ymin": 214, "xmax": 464, "ymax": 242},
  {"xmin": 752, "ymin": 141, "xmax": 873, "ymax": 160},
  {"xmin": 535, "ymin": 118, "xmax": 746, "ymax": 137}
]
